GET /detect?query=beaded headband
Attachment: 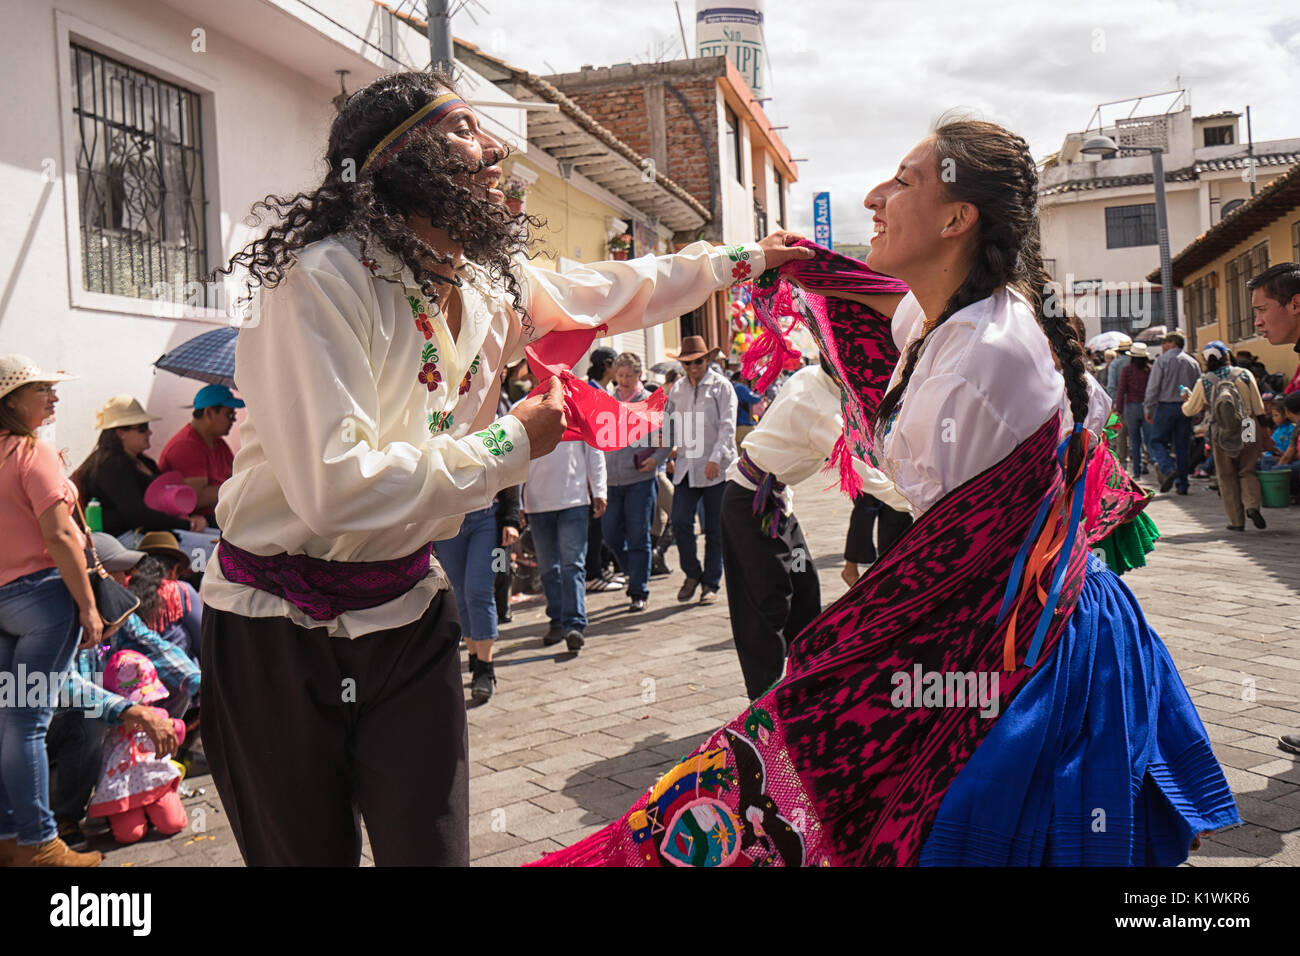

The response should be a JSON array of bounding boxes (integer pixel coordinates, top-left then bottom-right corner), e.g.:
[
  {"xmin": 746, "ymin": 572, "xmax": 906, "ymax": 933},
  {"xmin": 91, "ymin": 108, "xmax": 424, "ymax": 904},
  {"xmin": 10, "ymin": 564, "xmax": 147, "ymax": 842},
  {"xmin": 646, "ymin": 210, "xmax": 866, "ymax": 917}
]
[{"xmin": 361, "ymin": 92, "xmax": 467, "ymax": 172}]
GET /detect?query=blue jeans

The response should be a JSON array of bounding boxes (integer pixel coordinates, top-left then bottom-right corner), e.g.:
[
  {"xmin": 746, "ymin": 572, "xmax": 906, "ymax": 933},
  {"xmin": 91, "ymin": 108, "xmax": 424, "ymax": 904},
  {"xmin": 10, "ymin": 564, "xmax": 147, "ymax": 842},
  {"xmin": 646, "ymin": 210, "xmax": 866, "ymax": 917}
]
[
  {"xmin": 671, "ymin": 477, "xmax": 725, "ymax": 589},
  {"xmin": 434, "ymin": 505, "xmax": 499, "ymax": 642},
  {"xmin": 1148, "ymin": 402, "xmax": 1192, "ymax": 491},
  {"xmin": 0, "ymin": 567, "xmax": 83, "ymax": 845},
  {"xmin": 602, "ymin": 479, "xmax": 658, "ymax": 600},
  {"xmin": 1122, "ymin": 402, "xmax": 1147, "ymax": 476},
  {"xmin": 528, "ymin": 505, "xmax": 589, "ymax": 632}
]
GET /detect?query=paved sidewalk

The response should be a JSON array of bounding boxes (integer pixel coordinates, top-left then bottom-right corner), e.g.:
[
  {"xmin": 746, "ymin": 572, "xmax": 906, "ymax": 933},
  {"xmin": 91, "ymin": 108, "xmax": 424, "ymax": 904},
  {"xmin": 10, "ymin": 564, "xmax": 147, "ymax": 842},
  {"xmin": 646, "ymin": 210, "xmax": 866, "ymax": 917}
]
[{"xmin": 99, "ymin": 472, "xmax": 1299, "ymax": 867}]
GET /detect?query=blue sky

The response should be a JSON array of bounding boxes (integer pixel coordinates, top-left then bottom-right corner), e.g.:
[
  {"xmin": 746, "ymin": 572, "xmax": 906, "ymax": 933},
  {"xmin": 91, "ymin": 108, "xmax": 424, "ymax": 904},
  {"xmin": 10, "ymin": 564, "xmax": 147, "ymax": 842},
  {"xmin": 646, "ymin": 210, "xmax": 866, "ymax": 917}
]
[{"xmin": 455, "ymin": 1, "xmax": 1300, "ymax": 243}]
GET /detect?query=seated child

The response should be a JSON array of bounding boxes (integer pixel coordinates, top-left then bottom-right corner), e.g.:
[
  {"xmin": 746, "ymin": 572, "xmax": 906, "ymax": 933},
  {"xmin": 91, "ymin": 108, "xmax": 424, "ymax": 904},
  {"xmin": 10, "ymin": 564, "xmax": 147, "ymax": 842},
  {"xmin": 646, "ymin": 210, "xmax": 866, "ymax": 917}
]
[{"xmin": 87, "ymin": 650, "xmax": 188, "ymax": 844}]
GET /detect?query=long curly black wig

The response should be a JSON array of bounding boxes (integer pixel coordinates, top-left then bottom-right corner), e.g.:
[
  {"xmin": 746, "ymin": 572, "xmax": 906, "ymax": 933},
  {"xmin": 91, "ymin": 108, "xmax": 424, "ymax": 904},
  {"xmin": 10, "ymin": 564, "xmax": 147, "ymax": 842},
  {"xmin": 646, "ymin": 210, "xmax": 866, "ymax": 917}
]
[{"xmin": 217, "ymin": 70, "xmax": 542, "ymax": 313}]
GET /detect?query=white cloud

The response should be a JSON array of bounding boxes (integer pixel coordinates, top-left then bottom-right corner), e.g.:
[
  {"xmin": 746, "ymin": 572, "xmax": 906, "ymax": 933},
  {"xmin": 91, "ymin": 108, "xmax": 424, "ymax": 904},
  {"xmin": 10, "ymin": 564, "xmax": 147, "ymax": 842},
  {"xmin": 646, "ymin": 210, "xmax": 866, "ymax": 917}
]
[{"xmin": 460, "ymin": 0, "xmax": 1300, "ymax": 244}]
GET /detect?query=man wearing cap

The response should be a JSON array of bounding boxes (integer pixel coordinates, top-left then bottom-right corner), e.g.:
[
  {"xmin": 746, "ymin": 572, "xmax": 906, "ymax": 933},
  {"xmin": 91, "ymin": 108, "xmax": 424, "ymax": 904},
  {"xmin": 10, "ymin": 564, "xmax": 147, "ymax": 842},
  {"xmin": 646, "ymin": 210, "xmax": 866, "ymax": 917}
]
[
  {"xmin": 1181, "ymin": 341, "xmax": 1266, "ymax": 531},
  {"xmin": 663, "ymin": 335, "xmax": 738, "ymax": 605},
  {"xmin": 158, "ymin": 385, "xmax": 244, "ymax": 528},
  {"xmin": 1143, "ymin": 331, "xmax": 1202, "ymax": 494},
  {"xmin": 200, "ymin": 69, "xmax": 812, "ymax": 867}
]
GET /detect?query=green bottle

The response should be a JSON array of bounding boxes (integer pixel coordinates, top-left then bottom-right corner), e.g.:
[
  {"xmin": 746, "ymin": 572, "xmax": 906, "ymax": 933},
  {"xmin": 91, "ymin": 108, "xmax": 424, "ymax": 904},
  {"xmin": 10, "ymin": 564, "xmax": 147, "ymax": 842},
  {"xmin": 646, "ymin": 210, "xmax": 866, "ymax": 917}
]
[{"xmin": 85, "ymin": 498, "xmax": 103, "ymax": 532}]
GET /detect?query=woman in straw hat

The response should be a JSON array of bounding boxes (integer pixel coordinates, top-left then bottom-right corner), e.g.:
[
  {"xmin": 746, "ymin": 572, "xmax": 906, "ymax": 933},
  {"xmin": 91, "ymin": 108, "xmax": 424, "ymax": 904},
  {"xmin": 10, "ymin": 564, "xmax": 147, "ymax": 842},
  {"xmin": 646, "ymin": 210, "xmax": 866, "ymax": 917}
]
[
  {"xmin": 0, "ymin": 355, "xmax": 104, "ymax": 867},
  {"xmin": 71, "ymin": 396, "xmax": 214, "ymax": 566}
]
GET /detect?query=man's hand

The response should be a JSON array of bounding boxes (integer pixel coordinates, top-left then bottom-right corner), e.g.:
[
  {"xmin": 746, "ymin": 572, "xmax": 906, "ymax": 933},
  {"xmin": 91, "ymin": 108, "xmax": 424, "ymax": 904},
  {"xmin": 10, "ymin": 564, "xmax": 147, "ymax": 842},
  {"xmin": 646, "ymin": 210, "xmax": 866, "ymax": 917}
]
[
  {"xmin": 705, "ymin": 461, "xmax": 720, "ymax": 481},
  {"xmin": 665, "ymin": 459, "xmax": 675, "ymax": 477},
  {"xmin": 637, "ymin": 455, "xmax": 658, "ymax": 473},
  {"xmin": 592, "ymin": 497, "xmax": 607, "ymax": 519},
  {"xmin": 1145, "ymin": 412, "xmax": 1154, "ymax": 424},
  {"xmin": 189, "ymin": 514, "xmax": 208, "ymax": 533},
  {"xmin": 758, "ymin": 231, "xmax": 816, "ymax": 270},
  {"xmin": 510, "ymin": 376, "xmax": 568, "ymax": 460},
  {"xmin": 841, "ymin": 562, "xmax": 861, "ymax": 588},
  {"xmin": 123, "ymin": 704, "xmax": 179, "ymax": 756},
  {"xmin": 501, "ymin": 525, "xmax": 520, "ymax": 547}
]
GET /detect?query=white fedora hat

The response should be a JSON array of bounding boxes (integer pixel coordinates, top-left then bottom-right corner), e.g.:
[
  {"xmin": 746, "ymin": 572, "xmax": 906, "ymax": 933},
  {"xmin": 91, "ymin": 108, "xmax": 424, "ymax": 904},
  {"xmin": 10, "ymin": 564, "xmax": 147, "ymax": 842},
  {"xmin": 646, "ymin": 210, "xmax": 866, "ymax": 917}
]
[{"xmin": 0, "ymin": 354, "xmax": 77, "ymax": 400}]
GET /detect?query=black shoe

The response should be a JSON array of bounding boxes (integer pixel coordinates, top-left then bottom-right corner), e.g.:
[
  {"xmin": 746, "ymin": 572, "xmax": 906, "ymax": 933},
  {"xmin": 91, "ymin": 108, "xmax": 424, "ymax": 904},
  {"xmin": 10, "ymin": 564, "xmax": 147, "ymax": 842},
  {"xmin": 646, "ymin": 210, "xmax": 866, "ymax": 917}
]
[
  {"xmin": 1279, "ymin": 733, "xmax": 1300, "ymax": 756},
  {"xmin": 1157, "ymin": 468, "xmax": 1175, "ymax": 493},
  {"xmin": 497, "ymin": 611, "xmax": 513, "ymax": 625},
  {"xmin": 698, "ymin": 586, "xmax": 718, "ymax": 606},
  {"xmin": 1175, "ymin": 487, "xmax": 1188, "ymax": 495},
  {"xmin": 650, "ymin": 551, "xmax": 671, "ymax": 577},
  {"xmin": 1226, "ymin": 524, "xmax": 1245, "ymax": 532},
  {"xmin": 629, "ymin": 597, "xmax": 647, "ymax": 612},
  {"xmin": 677, "ymin": 577, "xmax": 700, "ymax": 602},
  {"xmin": 470, "ymin": 660, "xmax": 495, "ymax": 702},
  {"xmin": 564, "ymin": 628, "xmax": 585, "ymax": 653},
  {"xmin": 57, "ymin": 820, "xmax": 89, "ymax": 852},
  {"xmin": 1247, "ymin": 508, "xmax": 1267, "ymax": 529},
  {"xmin": 542, "ymin": 625, "xmax": 564, "ymax": 646}
]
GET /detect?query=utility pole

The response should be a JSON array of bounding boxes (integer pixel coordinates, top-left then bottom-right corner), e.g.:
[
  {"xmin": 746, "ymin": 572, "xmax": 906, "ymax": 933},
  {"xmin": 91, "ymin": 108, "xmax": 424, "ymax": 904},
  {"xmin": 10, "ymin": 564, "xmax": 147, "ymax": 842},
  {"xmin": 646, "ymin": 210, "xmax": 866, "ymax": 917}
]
[
  {"xmin": 427, "ymin": 0, "xmax": 453, "ymax": 75},
  {"xmin": 1246, "ymin": 105, "xmax": 1257, "ymax": 198}
]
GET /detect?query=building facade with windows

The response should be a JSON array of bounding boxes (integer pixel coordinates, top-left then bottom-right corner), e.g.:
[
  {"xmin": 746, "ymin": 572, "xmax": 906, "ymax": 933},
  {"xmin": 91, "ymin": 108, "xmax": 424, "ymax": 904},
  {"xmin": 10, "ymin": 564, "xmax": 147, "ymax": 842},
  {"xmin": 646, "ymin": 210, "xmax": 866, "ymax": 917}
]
[
  {"xmin": 1039, "ymin": 100, "xmax": 1299, "ymax": 343},
  {"xmin": 1, "ymin": 0, "xmax": 707, "ymax": 464},
  {"xmin": 1151, "ymin": 163, "xmax": 1300, "ymax": 381}
]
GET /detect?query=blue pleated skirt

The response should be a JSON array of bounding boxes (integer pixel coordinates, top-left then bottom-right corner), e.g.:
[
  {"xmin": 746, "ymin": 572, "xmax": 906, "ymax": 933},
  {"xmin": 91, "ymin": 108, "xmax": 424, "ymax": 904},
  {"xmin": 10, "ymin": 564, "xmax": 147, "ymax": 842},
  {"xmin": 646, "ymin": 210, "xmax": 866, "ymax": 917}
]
[{"xmin": 919, "ymin": 554, "xmax": 1240, "ymax": 866}]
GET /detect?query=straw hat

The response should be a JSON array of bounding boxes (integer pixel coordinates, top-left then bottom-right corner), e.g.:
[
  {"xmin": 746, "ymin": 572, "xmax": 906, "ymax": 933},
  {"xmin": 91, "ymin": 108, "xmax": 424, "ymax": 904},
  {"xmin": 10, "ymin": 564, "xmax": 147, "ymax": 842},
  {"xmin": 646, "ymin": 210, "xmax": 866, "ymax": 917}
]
[
  {"xmin": 1128, "ymin": 342, "xmax": 1150, "ymax": 360},
  {"xmin": 0, "ymin": 354, "xmax": 77, "ymax": 400},
  {"xmin": 94, "ymin": 395, "xmax": 161, "ymax": 431}
]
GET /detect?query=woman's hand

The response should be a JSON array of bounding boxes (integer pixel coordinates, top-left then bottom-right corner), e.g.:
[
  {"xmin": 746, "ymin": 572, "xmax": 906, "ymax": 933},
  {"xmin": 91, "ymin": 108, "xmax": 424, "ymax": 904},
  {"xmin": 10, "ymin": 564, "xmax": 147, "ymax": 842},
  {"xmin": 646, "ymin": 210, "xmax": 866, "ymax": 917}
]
[
  {"xmin": 501, "ymin": 526, "xmax": 520, "ymax": 548},
  {"xmin": 758, "ymin": 231, "xmax": 815, "ymax": 270},
  {"xmin": 78, "ymin": 605, "xmax": 104, "ymax": 650},
  {"xmin": 189, "ymin": 514, "xmax": 208, "ymax": 533},
  {"xmin": 123, "ymin": 704, "xmax": 179, "ymax": 756}
]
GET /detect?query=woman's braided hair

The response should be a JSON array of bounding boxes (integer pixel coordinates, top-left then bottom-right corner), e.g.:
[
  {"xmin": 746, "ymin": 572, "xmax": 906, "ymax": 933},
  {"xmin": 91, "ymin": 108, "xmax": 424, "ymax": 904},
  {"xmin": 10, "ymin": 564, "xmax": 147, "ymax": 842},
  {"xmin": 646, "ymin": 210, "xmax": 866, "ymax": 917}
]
[
  {"xmin": 216, "ymin": 70, "xmax": 541, "ymax": 313},
  {"xmin": 872, "ymin": 118, "xmax": 1092, "ymax": 473}
]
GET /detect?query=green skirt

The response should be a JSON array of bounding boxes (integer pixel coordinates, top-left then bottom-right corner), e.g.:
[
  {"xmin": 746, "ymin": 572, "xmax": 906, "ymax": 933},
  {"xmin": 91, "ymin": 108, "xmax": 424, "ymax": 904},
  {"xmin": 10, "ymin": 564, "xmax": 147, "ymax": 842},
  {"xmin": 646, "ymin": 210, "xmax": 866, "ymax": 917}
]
[{"xmin": 1096, "ymin": 510, "xmax": 1160, "ymax": 575}]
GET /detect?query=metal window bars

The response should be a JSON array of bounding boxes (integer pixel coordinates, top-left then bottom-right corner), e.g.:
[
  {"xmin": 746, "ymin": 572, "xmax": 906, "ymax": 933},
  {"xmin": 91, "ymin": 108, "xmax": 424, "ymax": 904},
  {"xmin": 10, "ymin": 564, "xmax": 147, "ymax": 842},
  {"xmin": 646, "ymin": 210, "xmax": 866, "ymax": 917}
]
[{"xmin": 71, "ymin": 43, "xmax": 210, "ymax": 307}]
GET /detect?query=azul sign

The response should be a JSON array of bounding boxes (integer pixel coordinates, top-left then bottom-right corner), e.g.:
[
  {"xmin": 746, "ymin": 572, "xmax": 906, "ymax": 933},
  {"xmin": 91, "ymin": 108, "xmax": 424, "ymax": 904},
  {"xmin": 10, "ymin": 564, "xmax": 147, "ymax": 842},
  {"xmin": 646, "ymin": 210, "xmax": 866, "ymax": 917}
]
[{"xmin": 813, "ymin": 192, "xmax": 832, "ymax": 248}]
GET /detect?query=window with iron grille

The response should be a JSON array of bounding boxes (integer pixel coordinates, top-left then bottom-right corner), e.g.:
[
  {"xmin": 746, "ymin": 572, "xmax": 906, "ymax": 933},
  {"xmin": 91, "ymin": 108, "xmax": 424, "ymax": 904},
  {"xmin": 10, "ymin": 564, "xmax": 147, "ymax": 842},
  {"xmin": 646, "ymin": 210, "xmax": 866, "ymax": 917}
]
[
  {"xmin": 1104, "ymin": 203, "xmax": 1157, "ymax": 248},
  {"xmin": 1202, "ymin": 125, "xmax": 1233, "ymax": 147},
  {"xmin": 724, "ymin": 107, "xmax": 743, "ymax": 186},
  {"xmin": 1184, "ymin": 275, "xmax": 1218, "ymax": 329},
  {"xmin": 71, "ymin": 43, "xmax": 210, "ymax": 306},
  {"xmin": 1098, "ymin": 285, "xmax": 1163, "ymax": 335},
  {"xmin": 1225, "ymin": 241, "xmax": 1269, "ymax": 341}
]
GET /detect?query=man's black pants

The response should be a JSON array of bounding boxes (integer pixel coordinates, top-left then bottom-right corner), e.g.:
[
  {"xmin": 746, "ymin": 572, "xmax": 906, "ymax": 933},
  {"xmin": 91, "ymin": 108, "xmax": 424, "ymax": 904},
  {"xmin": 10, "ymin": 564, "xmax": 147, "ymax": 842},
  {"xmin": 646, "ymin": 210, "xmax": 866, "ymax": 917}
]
[
  {"xmin": 720, "ymin": 481, "xmax": 822, "ymax": 700},
  {"xmin": 200, "ymin": 591, "xmax": 468, "ymax": 866}
]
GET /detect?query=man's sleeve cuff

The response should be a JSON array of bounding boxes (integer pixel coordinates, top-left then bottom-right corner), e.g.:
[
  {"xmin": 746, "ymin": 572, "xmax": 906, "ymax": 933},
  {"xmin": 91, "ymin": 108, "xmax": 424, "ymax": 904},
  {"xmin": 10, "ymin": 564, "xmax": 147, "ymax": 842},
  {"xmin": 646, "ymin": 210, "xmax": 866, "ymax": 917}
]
[
  {"xmin": 714, "ymin": 243, "xmax": 766, "ymax": 286},
  {"xmin": 470, "ymin": 414, "xmax": 531, "ymax": 486}
]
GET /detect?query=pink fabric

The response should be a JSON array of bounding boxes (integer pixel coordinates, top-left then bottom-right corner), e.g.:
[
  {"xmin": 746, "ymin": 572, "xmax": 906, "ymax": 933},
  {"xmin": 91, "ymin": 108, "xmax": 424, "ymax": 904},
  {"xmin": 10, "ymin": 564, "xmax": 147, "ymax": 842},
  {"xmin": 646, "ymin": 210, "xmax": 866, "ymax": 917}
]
[
  {"xmin": 0, "ymin": 434, "xmax": 83, "ymax": 586},
  {"xmin": 523, "ymin": 324, "xmax": 668, "ymax": 451},
  {"xmin": 88, "ymin": 712, "xmax": 186, "ymax": 819}
]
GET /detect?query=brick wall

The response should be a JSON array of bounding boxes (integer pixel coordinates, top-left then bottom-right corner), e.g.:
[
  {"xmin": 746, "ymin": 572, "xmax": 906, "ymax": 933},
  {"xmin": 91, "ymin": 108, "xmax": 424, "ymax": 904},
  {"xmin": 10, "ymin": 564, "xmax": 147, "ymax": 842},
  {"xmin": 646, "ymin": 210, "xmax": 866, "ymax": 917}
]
[{"xmin": 560, "ymin": 77, "xmax": 722, "ymax": 240}]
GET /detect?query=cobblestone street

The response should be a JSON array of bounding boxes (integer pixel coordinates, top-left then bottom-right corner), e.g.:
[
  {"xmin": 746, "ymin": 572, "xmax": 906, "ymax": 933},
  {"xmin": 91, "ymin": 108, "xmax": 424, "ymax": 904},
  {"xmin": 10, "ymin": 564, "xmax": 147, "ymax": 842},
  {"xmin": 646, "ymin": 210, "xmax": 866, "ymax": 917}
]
[{"xmin": 99, "ymin": 474, "xmax": 1300, "ymax": 867}]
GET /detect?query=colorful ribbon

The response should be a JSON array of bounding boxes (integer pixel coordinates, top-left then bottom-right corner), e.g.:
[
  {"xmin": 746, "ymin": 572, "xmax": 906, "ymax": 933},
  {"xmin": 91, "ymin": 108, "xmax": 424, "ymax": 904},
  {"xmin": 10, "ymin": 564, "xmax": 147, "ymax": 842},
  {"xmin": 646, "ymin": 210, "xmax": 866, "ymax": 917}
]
[{"xmin": 362, "ymin": 93, "xmax": 467, "ymax": 172}]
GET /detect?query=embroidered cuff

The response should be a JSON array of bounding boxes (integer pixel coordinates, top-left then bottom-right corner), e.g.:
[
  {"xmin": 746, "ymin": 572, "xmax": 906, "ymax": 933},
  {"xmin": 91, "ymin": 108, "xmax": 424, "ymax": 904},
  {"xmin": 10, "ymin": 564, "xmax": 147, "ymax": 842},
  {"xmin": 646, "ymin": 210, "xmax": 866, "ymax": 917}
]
[
  {"xmin": 715, "ymin": 243, "xmax": 766, "ymax": 287},
  {"xmin": 469, "ymin": 414, "xmax": 531, "ymax": 488}
]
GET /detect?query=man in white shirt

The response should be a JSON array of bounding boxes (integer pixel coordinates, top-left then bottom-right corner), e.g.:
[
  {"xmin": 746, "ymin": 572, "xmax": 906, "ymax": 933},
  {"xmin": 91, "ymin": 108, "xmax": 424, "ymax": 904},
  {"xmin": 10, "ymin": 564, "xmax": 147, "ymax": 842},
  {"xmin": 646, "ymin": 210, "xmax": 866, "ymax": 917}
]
[
  {"xmin": 522, "ymin": 440, "xmax": 606, "ymax": 652},
  {"xmin": 665, "ymin": 336, "xmax": 738, "ymax": 605},
  {"xmin": 197, "ymin": 70, "xmax": 809, "ymax": 866}
]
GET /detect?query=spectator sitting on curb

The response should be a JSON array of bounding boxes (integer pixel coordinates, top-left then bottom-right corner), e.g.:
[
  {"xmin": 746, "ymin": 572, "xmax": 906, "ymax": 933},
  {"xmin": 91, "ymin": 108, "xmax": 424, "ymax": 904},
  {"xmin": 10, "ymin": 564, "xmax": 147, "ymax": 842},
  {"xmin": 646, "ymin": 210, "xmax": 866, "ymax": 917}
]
[{"xmin": 157, "ymin": 384, "xmax": 244, "ymax": 530}]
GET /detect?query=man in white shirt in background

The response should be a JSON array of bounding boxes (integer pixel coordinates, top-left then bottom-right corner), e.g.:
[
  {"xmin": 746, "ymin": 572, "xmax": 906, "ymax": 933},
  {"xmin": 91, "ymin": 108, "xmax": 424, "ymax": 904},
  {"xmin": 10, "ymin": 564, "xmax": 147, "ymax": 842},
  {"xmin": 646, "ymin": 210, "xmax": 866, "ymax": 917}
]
[
  {"xmin": 522, "ymin": 440, "xmax": 606, "ymax": 653},
  {"xmin": 665, "ymin": 336, "xmax": 738, "ymax": 606},
  {"xmin": 199, "ymin": 70, "xmax": 810, "ymax": 867}
]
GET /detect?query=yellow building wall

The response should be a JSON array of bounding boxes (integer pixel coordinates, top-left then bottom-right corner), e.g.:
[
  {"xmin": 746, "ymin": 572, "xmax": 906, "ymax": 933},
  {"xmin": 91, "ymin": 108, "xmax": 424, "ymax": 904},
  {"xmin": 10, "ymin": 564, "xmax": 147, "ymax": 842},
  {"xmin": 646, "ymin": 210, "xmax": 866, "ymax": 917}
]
[
  {"xmin": 507, "ymin": 160, "xmax": 622, "ymax": 270},
  {"xmin": 1186, "ymin": 205, "xmax": 1300, "ymax": 382}
]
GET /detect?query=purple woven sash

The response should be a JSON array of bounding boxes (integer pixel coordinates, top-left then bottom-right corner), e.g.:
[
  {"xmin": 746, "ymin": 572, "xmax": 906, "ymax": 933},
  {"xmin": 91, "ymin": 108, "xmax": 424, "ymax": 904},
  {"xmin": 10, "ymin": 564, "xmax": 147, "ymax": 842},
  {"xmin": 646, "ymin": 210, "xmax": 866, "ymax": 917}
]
[
  {"xmin": 217, "ymin": 539, "xmax": 435, "ymax": 621},
  {"xmin": 735, "ymin": 451, "xmax": 787, "ymax": 538}
]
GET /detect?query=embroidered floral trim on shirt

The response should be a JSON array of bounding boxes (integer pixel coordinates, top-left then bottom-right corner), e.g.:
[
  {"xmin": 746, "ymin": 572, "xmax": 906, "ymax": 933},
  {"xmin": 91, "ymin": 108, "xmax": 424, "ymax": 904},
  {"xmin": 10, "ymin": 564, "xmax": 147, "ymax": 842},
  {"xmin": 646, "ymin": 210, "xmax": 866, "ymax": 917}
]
[
  {"xmin": 475, "ymin": 422, "xmax": 514, "ymax": 457},
  {"xmin": 458, "ymin": 353, "xmax": 482, "ymax": 396},
  {"xmin": 418, "ymin": 343, "xmax": 442, "ymax": 391},
  {"xmin": 408, "ymin": 294, "xmax": 438, "ymax": 340},
  {"xmin": 428, "ymin": 410, "xmax": 454, "ymax": 434},
  {"xmin": 727, "ymin": 245, "xmax": 752, "ymax": 282}
]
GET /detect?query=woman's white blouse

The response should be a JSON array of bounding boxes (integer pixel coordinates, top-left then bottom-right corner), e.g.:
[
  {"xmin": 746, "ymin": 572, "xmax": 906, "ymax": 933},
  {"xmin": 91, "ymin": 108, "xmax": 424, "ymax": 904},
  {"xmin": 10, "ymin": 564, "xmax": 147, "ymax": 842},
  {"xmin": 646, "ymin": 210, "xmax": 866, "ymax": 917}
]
[
  {"xmin": 878, "ymin": 289, "xmax": 1110, "ymax": 518},
  {"xmin": 201, "ymin": 236, "xmax": 762, "ymax": 637}
]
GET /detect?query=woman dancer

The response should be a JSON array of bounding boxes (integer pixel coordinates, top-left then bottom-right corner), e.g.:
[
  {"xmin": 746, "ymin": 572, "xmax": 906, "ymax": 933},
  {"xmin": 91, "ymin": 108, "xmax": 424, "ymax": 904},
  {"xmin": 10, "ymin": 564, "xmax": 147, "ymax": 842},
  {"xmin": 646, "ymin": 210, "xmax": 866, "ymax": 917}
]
[{"xmin": 532, "ymin": 118, "xmax": 1237, "ymax": 867}]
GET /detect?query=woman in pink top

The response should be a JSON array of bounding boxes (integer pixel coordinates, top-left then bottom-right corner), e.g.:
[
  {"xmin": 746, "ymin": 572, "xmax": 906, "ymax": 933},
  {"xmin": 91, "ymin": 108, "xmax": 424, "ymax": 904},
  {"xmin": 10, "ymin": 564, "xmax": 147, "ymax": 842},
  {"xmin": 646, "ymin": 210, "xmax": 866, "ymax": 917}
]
[{"xmin": 0, "ymin": 355, "xmax": 104, "ymax": 867}]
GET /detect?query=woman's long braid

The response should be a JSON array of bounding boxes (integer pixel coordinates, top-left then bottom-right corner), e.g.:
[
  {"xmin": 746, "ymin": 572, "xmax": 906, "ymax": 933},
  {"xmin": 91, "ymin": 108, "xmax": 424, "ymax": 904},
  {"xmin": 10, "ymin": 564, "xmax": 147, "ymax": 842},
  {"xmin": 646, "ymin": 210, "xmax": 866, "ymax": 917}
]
[{"xmin": 1012, "ymin": 149, "xmax": 1092, "ymax": 477}]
